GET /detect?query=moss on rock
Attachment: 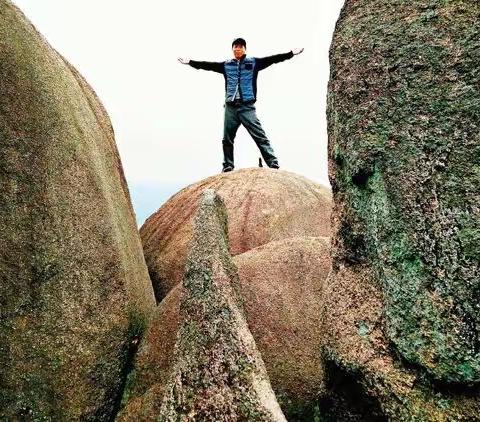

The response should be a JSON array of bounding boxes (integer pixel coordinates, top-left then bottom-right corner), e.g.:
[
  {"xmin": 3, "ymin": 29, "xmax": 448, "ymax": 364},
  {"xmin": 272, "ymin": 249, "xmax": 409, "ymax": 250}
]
[
  {"xmin": 328, "ymin": 0, "xmax": 480, "ymax": 384},
  {"xmin": 118, "ymin": 235, "xmax": 331, "ymax": 421},
  {"xmin": 325, "ymin": 0, "xmax": 480, "ymax": 419}
]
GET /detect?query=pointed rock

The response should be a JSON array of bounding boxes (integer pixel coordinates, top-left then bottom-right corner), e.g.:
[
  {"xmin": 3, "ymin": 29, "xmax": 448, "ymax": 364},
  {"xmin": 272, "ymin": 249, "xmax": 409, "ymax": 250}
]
[
  {"xmin": 118, "ymin": 236, "xmax": 331, "ymax": 420},
  {"xmin": 125, "ymin": 189, "xmax": 286, "ymax": 421},
  {"xmin": 160, "ymin": 189, "xmax": 285, "ymax": 421}
]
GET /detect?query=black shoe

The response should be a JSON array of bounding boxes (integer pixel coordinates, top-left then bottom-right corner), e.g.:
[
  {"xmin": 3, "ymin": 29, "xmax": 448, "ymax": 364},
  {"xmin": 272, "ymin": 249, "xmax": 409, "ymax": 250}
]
[
  {"xmin": 269, "ymin": 163, "xmax": 280, "ymax": 169},
  {"xmin": 222, "ymin": 166, "xmax": 233, "ymax": 173}
]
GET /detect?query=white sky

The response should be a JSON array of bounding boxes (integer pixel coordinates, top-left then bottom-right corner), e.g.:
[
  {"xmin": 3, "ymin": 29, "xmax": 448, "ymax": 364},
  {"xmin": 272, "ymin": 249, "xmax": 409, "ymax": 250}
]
[{"xmin": 14, "ymin": 0, "xmax": 344, "ymax": 190}]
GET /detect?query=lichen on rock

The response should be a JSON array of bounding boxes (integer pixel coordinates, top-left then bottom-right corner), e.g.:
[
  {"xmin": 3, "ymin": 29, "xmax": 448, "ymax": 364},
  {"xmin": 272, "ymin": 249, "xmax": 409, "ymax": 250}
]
[
  {"xmin": 119, "ymin": 235, "xmax": 331, "ymax": 421},
  {"xmin": 328, "ymin": 0, "xmax": 479, "ymax": 385},
  {"xmin": 325, "ymin": 0, "xmax": 480, "ymax": 419}
]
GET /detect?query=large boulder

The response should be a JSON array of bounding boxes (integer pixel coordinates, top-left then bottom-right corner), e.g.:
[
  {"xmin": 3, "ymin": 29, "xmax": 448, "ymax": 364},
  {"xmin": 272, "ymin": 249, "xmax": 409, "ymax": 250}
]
[
  {"xmin": 325, "ymin": 0, "xmax": 480, "ymax": 419},
  {"xmin": 234, "ymin": 236, "xmax": 330, "ymax": 418},
  {"xmin": 141, "ymin": 168, "xmax": 331, "ymax": 301},
  {"xmin": 120, "ymin": 190, "xmax": 287, "ymax": 421},
  {"xmin": 0, "ymin": 1, "xmax": 156, "ymax": 419},
  {"xmin": 119, "ymin": 236, "xmax": 331, "ymax": 420}
]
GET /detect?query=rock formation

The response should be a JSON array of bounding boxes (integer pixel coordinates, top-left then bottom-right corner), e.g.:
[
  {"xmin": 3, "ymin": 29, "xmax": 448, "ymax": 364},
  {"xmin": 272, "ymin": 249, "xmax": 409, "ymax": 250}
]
[
  {"xmin": 120, "ymin": 190, "xmax": 287, "ymax": 421},
  {"xmin": 6, "ymin": 0, "xmax": 478, "ymax": 419},
  {"xmin": 119, "ymin": 236, "xmax": 331, "ymax": 420},
  {"xmin": 325, "ymin": 0, "xmax": 480, "ymax": 419},
  {"xmin": 0, "ymin": 1, "xmax": 156, "ymax": 419},
  {"xmin": 233, "ymin": 237, "xmax": 330, "ymax": 418},
  {"xmin": 141, "ymin": 168, "xmax": 331, "ymax": 301},
  {"xmin": 127, "ymin": 170, "xmax": 332, "ymax": 419}
]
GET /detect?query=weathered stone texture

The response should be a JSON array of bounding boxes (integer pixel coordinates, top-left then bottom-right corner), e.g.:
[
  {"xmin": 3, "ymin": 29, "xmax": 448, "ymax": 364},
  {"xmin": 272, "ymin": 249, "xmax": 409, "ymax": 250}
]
[
  {"xmin": 139, "ymin": 189, "xmax": 286, "ymax": 421},
  {"xmin": 119, "ymin": 236, "xmax": 331, "ymax": 421},
  {"xmin": 328, "ymin": 0, "xmax": 479, "ymax": 384},
  {"xmin": 0, "ymin": 1, "xmax": 156, "ymax": 419},
  {"xmin": 325, "ymin": 0, "xmax": 480, "ymax": 419}
]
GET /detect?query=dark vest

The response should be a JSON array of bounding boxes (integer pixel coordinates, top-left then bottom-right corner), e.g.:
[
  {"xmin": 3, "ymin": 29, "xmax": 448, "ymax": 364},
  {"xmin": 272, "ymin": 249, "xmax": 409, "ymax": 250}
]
[{"xmin": 224, "ymin": 56, "xmax": 257, "ymax": 103}]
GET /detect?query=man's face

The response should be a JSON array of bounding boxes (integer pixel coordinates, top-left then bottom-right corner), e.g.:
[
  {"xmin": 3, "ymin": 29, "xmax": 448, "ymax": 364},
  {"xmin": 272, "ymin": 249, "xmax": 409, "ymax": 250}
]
[{"xmin": 232, "ymin": 44, "xmax": 246, "ymax": 59}]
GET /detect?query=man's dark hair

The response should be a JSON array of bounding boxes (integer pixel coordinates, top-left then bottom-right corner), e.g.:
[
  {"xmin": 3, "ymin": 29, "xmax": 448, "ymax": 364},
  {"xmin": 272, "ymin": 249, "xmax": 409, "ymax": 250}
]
[{"xmin": 232, "ymin": 38, "xmax": 246, "ymax": 48}]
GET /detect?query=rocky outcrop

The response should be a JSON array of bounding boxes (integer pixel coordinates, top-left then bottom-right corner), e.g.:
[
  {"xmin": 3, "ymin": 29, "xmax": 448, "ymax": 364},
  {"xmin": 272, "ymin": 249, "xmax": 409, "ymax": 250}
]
[
  {"xmin": 0, "ymin": 1, "xmax": 156, "ymax": 419},
  {"xmin": 125, "ymin": 171, "xmax": 332, "ymax": 419},
  {"xmin": 325, "ymin": 0, "xmax": 480, "ymax": 419},
  {"xmin": 141, "ymin": 168, "xmax": 332, "ymax": 301},
  {"xmin": 119, "ymin": 236, "xmax": 331, "ymax": 420},
  {"xmin": 120, "ymin": 190, "xmax": 286, "ymax": 421}
]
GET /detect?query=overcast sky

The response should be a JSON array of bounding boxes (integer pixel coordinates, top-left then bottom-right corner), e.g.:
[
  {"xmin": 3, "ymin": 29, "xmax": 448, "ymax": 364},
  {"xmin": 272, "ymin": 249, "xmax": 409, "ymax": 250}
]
[{"xmin": 14, "ymin": 0, "xmax": 344, "ymax": 224}]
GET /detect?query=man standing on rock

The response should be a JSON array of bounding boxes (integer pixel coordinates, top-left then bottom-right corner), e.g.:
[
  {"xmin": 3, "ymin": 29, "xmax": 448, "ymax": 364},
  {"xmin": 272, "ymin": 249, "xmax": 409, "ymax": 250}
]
[{"xmin": 178, "ymin": 38, "xmax": 304, "ymax": 173}]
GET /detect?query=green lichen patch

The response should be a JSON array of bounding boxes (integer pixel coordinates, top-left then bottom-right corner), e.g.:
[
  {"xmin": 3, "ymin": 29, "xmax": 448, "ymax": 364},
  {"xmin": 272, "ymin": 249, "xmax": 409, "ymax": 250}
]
[{"xmin": 328, "ymin": 0, "xmax": 480, "ymax": 384}]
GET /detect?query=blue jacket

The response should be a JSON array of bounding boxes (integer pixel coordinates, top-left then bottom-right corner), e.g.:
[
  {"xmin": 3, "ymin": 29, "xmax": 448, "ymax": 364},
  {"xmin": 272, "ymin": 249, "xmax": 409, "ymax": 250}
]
[{"xmin": 189, "ymin": 51, "xmax": 294, "ymax": 104}]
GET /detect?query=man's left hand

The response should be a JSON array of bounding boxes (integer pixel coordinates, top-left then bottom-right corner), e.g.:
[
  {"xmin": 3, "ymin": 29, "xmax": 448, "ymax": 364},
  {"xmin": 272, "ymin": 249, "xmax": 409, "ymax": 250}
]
[{"xmin": 292, "ymin": 48, "xmax": 304, "ymax": 55}]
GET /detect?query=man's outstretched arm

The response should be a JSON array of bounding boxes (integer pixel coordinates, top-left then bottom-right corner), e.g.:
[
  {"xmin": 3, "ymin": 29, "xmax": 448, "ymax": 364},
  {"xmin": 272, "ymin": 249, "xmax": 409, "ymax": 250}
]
[
  {"xmin": 255, "ymin": 48, "xmax": 304, "ymax": 71},
  {"xmin": 178, "ymin": 57, "xmax": 224, "ymax": 73}
]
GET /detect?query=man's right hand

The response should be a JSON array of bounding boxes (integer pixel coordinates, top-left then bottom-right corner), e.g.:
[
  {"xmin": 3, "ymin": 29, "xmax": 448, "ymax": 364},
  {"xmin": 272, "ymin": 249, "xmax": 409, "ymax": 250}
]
[{"xmin": 178, "ymin": 57, "xmax": 190, "ymax": 64}]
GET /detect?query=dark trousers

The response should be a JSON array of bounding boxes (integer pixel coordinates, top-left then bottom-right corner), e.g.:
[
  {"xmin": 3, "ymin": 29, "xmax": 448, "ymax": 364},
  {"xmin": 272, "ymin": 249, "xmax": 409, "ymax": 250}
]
[{"xmin": 222, "ymin": 102, "xmax": 279, "ymax": 170}]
